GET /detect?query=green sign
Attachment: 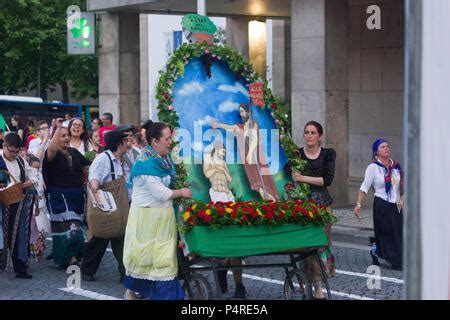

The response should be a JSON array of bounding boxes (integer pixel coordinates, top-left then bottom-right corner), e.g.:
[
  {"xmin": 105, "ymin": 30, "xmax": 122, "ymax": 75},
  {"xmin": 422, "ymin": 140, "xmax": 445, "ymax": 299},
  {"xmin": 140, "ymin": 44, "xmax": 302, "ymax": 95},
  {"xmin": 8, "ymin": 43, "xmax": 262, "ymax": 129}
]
[
  {"xmin": 182, "ymin": 14, "xmax": 217, "ymax": 35},
  {"xmin": 70, "ymin": 17, "xmax": 92, "ymax": 48},
  {"xmin": 0, "ymin": 113, "xmax": 7, "ymax": 131},
  {"xmin": 67, "ymin": 12, "xmax": 95, "ymax": 54}
]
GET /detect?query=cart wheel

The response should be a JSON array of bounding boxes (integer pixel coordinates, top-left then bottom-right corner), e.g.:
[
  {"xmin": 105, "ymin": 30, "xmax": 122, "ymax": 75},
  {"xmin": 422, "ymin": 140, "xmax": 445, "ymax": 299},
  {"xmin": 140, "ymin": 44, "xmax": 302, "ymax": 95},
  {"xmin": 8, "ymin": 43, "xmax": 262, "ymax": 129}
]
[
  {"xmin": 184, "ymin": 273, "xmax": 213, "ymax": 300},
  {"xmin": 283, "ymin": 269, "xmax": 312, "ymax": 300}
]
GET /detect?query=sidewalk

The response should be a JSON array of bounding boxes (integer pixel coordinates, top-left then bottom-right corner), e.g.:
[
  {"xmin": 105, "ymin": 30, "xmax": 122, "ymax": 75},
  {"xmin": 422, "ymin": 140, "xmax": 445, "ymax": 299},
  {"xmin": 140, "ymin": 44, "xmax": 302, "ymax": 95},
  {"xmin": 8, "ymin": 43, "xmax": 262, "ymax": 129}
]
[{"xmin": 331, "ymin": 207, "xmax": 374, "ymax": 247}]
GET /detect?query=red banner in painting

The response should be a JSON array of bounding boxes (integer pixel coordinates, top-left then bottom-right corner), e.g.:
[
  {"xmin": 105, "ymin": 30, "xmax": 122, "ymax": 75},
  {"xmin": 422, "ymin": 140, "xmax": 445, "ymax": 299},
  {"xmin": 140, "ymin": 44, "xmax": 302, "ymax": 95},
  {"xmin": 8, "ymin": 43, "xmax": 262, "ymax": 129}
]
[{"xmin": 249, "ymin": 82, "xmax": 264, "ymax": 107}]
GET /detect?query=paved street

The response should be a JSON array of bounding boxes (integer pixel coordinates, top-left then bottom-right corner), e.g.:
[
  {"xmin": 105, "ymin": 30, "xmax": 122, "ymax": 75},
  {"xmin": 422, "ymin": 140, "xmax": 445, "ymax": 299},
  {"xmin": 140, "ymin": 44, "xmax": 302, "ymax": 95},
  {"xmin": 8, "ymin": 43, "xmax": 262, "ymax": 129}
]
[{"xmin": 0, "ymin": 238, "xmax": 403, "ymax": 300}]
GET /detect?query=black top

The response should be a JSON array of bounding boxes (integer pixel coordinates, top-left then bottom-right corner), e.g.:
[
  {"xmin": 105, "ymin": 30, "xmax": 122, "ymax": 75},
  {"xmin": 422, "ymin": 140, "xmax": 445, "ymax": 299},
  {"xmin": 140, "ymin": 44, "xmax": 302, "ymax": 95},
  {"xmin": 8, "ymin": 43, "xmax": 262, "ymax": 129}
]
[
  {"xmin": 43, "ymin": 148, "xmax": 91, "ymax": 188},
  {"xmin": 285, "ymin": 147, "xmax": 336, "ymax": 206}
]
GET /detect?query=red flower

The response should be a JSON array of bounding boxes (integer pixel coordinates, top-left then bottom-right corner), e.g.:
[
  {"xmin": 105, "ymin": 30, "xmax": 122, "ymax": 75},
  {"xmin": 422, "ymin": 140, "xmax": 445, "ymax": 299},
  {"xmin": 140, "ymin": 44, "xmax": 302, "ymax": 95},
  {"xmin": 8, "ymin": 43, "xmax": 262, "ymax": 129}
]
[
  {"xmin": 271, "ymin": 103, "xmax": 278, "ymax": 109},
  {"xmin": 204, "ymin": 215, "xmax": 213, "ymax": 223},
  {"xmin": 269, "ymin": 203, "xmax": 278, "ymax": 210},
  {"xmin": 282, "ymin": 203, "xmax": 289, "ymax": 210},
  {"xmin": 187, "ymin": 217, "xmax": 195, "ymax": 225},
  {"xmin": 266, "ymin": 211, "xmax": 274, "ymax": 219},
  {"xmin": 241, "ymin": 215, "xmax": 248, "ymax": 222},
  {"xmin": 248, "ymin": 209, "xmax": 258, "ymax": 218},
  {"xmin": 163, "ymin": 93, "xmax": 169, "ymax": 100},
  {"xmin": 197, "ymin": 210, "xmax": 206, "ymax": 219},
  {"xmin": 231, "ymin": 210, "xmax": 237, "ymax": 218},
  {"xmin": 178, "ymin": 242, "xmax": 186, "ymax": 249},
  {"xmin": 293, "ymin": 212, "xmax": 297, "ymax": 219},
  {"xmin": 278, "ymin": 212, "xmax": 284, "ymax": 219},
  {"xmin": 217, "ymin": 207, "xmax": 225, "ymax": 215},
  {"xmin": 285, "ymin": 183, "xmax": 295, "ymax": 190}
]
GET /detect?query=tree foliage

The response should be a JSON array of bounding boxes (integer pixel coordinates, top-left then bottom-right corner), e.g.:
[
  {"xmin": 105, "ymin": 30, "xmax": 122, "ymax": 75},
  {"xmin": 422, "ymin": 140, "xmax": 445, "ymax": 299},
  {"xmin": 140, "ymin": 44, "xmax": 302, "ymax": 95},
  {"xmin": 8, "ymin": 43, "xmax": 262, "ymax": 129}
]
[{"xmin": 0, "ymin": 0, "xmax": 98, "ymax": 102}]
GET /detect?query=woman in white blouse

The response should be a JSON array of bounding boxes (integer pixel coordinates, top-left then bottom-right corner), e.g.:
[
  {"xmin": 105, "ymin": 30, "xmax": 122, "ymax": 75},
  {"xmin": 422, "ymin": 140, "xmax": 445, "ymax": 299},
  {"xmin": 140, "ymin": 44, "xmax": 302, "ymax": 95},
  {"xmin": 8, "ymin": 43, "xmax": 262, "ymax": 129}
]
[
  {"xmin": 122, "ymin": 121, "xmax": 192, "ymax": 300},
  {"xmin": 354, "ymin": 139, "xmax": 404, "ymax": 271}
]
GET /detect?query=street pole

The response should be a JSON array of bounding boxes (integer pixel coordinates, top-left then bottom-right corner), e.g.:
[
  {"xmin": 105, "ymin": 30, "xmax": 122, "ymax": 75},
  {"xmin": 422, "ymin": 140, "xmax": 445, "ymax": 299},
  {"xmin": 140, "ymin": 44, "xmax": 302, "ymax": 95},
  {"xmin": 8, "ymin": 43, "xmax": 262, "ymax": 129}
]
[
  {"xmin": 197, "ymin": 0, "xmax": 206, "ymax": 15},
  {"xmin": 404, "ymin": 0, "xmax": 422, "ymax": 300}
]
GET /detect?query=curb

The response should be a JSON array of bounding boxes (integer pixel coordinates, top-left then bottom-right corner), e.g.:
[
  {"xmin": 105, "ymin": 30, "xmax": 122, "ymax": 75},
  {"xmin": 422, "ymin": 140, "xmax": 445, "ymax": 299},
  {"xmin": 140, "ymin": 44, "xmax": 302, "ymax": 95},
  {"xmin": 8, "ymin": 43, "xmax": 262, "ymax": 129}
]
[{"xmin": 331, "ymin": 225, "xmax": 374, "ymax": 246}]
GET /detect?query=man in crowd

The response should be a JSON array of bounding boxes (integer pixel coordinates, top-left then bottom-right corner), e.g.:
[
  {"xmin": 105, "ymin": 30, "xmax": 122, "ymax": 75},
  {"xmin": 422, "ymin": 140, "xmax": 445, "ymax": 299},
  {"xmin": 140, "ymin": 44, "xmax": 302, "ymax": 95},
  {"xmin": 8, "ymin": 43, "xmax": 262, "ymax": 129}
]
[
  {"xmin": 98, "ymin": 113, "xmax": 117, "ymax": 147},
  {"xmin": 28, "ymin": 120, "xmax": 50, "ymax": 159}
]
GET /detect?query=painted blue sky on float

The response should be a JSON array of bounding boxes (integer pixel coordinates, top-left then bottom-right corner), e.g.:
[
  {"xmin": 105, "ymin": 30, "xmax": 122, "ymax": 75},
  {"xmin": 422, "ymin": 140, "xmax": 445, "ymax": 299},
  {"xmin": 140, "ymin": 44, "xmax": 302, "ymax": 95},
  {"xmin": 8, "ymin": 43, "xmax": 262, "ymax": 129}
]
[{"xmin": 172, "ymin": 58, "xmax": 288, "ymax": 173}]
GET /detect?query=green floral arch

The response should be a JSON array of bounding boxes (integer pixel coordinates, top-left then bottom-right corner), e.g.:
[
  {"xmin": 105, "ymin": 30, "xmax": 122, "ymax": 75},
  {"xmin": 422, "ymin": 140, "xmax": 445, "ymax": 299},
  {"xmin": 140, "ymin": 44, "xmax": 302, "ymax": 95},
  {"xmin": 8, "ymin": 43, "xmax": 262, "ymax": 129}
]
[{"xmin": 155, "ymin": 41, "xmax": 309, "ymax": 208}]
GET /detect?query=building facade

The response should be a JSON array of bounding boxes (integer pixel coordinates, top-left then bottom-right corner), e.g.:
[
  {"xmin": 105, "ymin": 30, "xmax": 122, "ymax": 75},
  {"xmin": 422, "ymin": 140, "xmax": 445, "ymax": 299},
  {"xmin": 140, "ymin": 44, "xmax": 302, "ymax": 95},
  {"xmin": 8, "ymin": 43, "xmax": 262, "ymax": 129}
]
[{"xmin": 86, "ymin": 0, "xmax": 405, "ymax": 207}]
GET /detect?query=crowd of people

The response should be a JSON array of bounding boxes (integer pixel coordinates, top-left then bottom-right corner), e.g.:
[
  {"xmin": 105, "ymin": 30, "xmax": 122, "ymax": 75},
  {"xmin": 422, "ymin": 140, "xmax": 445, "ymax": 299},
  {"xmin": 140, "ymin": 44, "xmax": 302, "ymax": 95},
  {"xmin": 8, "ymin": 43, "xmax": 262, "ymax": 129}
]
[
  {"xmin": 0, "ymin": 113, "xmax": 192, "ymax": 299},
  {"xmin": 0, "ymin": 113, "xmax": 404, "ymax": 300}
]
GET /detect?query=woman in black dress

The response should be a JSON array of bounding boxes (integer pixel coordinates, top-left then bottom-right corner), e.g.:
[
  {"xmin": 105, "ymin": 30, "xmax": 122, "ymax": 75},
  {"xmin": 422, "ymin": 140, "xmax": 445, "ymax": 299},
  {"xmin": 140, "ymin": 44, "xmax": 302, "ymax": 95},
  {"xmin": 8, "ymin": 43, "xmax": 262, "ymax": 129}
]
[
  {"xmin": 43, "ymin": 118, "xmax": 91, "ymax": 268},
  {"xmin": 286, "ymin": 121, "xmax": 336, "ymax": 299}
]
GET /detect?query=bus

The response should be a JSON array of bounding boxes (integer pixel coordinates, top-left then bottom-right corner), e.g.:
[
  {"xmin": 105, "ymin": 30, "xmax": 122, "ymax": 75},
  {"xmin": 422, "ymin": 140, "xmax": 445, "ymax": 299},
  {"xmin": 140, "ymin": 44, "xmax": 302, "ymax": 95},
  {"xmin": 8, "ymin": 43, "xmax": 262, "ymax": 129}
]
[{"xmin": 0, "ymin": 96, "xmax": 101, "ymax": 129}]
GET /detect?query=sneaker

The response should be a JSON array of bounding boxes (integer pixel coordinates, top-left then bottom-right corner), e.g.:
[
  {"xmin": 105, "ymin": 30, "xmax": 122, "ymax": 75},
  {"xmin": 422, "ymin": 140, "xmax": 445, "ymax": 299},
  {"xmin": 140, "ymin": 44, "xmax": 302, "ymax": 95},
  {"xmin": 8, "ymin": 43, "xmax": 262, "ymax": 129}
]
[
  {"xmin": 216, "ymin": 269, "xmax": 228, "ymax": 293},
  {"xmin": 233, "ymin": 283, "xmax": 246, "ymax": 299}
]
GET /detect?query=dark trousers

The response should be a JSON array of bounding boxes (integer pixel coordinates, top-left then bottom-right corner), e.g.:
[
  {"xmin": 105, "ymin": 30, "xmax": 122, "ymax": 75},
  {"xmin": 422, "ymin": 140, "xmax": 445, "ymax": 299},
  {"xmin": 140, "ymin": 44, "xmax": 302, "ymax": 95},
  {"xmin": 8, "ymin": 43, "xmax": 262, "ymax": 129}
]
[
  {"xmin": 7, "ymin": 203, "xmax": 28, "ymax": 275},
  {"xmin": 81, "ymin": 236, "xmax": 125, "ymax": 277}
]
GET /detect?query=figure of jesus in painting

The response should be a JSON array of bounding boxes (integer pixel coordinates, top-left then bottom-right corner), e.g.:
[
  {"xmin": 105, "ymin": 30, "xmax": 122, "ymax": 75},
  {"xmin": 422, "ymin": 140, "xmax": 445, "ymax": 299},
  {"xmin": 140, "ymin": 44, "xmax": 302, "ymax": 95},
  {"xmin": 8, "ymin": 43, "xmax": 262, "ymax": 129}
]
[{"xmin": 212, "ymin": 103, "xmax": 279, "ymax": 201}]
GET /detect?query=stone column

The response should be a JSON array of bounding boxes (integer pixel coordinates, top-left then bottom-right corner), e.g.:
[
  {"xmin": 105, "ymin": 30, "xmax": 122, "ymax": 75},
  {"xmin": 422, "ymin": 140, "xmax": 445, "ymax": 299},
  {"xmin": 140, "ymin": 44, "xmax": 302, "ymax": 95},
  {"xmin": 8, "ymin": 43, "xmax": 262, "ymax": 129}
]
[
  {"xmin": 139, "ymin": 14, "xmax": 150, "ymax": 123},
  {"xmin": 271, "ymin": 20, "xmax": 287, "ymax": 100},
  {"xmin": 291, "ymin": 0, "xmax": 349, "ymax": 206},
  {"xmin": 98, "ymin": 12, "xmax": 140, "ymax": 124}
]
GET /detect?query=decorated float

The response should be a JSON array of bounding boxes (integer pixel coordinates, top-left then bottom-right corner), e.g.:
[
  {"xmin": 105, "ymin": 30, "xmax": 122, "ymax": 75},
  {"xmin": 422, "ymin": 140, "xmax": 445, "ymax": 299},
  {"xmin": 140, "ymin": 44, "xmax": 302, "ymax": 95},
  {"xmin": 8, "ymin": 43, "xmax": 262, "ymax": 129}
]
[{"xmin": 155, "ymin": 13, "xmax": 337, "ymax": 299}]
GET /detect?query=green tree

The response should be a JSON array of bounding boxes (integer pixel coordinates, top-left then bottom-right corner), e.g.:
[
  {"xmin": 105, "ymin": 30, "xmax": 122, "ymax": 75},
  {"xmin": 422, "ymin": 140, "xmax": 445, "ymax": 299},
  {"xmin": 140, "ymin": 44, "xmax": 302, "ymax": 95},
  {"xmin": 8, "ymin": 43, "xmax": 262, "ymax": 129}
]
[{"xmin": 0, "ymin": 0, "xmax": 98, "ymax": 102}]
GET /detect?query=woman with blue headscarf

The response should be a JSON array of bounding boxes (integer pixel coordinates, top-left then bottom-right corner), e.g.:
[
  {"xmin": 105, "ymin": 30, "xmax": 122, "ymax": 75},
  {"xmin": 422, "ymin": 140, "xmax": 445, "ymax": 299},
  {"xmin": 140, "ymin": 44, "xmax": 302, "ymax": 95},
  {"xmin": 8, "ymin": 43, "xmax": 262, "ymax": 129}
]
[
  {"xmin": 354, "ymin": 138, "xmax": 404, "ymax": 271},
  {"xmin": 122, "ymin": 121, "xmax": 192, "ymax": 300}
]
